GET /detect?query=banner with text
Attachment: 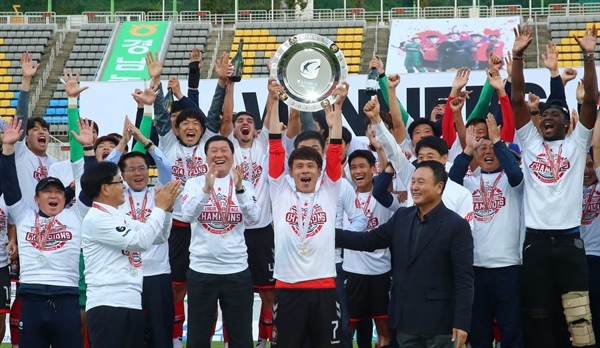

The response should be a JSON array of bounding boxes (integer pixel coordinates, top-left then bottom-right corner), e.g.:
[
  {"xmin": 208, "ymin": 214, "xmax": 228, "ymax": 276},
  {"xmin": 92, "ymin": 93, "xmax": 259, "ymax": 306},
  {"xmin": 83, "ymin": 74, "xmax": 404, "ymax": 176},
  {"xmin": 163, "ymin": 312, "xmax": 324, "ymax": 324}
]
[
  {"xmin": 386, "ymin": 17, "xmax": 519, "ymax": 74},
  {"xmin": 101, "ymin": 21, "xmax": 168, "ymax": 82}
]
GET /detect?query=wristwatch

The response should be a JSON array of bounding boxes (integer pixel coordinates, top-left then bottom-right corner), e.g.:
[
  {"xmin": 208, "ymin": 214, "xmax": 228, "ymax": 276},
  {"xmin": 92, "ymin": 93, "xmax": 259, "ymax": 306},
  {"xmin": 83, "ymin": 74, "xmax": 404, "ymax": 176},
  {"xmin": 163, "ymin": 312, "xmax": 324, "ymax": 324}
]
[{"xmin": 235, "ymin": 186, "xmax": 246, "ymax": 194}]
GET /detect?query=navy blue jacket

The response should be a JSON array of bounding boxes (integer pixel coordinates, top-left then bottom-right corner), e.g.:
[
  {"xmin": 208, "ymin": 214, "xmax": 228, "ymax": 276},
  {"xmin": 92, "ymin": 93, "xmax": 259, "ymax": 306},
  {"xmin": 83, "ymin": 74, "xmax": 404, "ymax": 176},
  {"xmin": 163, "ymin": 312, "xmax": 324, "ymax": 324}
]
[{"xmin": 336, "ymin": 201, "xmax": 474, "ymax": 335}]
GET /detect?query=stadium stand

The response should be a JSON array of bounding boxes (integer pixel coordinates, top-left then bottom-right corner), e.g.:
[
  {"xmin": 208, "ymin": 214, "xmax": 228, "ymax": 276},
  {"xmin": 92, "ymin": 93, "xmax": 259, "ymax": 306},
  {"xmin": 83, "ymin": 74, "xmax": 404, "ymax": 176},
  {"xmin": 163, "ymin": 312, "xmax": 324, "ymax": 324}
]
[
  {"xmin": 0, "ymin": 24, "xmax": 51, "ymax": 123},
  {"xmin": 230, "ymin": 20, "xmax": 365, "ymax": 78},
  {"xmin": 164, "ymin": 22, "xmax": 211, "ymax": 80}
]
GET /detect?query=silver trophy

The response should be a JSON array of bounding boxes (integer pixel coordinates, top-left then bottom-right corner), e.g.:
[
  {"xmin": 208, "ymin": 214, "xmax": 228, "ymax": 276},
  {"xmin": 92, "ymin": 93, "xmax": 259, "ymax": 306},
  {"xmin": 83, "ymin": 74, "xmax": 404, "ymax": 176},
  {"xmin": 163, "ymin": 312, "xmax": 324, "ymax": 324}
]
[{"xmin": 270, "ymin": 33, "xmax": 348, "ymax": 111}]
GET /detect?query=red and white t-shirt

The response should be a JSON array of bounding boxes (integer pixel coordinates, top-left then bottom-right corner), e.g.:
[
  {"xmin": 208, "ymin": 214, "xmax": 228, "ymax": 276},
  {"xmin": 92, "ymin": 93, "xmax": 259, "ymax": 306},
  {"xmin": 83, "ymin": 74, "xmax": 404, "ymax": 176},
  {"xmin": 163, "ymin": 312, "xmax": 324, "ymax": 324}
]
[
  {"xmin": 517, "ymin": 120, "xmax": 591, "ymax": 229},
  {"xmin": 181, "ymin": 174, "xmax": 260, "ymax": 275},
  {"xmin": 581, "ymin": 176, "xmax": 600, "ymax": 257},
  {"xmin": 15, "ymin": 141, "xmax": 55, "ymax": 209}
]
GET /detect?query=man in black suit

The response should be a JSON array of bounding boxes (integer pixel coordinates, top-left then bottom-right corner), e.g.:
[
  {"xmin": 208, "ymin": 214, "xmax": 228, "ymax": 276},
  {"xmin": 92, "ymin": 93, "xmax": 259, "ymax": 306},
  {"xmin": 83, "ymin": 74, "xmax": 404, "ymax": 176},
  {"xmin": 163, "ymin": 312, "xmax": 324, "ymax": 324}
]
[{"xmin": 337, "ymin": 160, "xmax": 473, "ymax": 348}]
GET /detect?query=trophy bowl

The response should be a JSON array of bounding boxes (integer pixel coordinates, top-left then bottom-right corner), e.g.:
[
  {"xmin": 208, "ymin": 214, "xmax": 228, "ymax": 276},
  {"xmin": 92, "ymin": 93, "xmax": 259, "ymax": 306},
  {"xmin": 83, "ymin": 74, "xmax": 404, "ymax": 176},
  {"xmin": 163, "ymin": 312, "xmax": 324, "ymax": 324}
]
[{"xmin": 270, "ymin": 33, "xmax": 348, "ymax": 111}]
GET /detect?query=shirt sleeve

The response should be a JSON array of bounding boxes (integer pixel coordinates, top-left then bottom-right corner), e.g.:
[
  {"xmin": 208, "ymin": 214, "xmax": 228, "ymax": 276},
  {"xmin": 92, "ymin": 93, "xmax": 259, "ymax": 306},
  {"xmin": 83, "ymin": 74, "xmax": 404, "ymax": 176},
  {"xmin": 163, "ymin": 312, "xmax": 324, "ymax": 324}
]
[
  {"xmin": 153, "ymin": 84, "xmax": 172, "ymax": 137},
  {"xmin": 148, "ymin": 146, "xmax": 173, "ymax": 187},
  {"xmin": 152, "ymin": 211, "xmax": 172, "ymax": 245},
  {"xmin": 238, "ymin": 180, "xmax": 261, "ymax": 225},
  {"xmin": 180, "ymin": 177, "xmax": 210, "ymax": 223},
  {"xmin": 269, "ymin": 134, "xmax": 285, "ymax": 179},
  {"xmin": 373, "ymin": 121, "xmax": 414, "ymax": 189}
]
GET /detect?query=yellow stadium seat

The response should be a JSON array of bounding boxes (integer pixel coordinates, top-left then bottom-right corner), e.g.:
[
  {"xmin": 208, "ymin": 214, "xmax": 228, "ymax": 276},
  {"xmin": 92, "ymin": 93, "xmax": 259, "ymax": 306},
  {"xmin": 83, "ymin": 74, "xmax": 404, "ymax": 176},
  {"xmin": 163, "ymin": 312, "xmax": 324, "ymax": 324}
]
[
  {"xmin": 2, "ymin": 116, "xmax": 10, "ymax": 123},
  {"xmin": 348, "ymin": 65, "xmax": 359, "ymax": 74},
  {"xmin": 243, "ymin": 74, "xmax": 251, "ymax": 79},
  {"xmin": 246, "ymin": 59, "xmax": 255, "ymax": 66},
  {"xmin": 5, "ymin": 108, "xmax": 15, "ymax": 116},
  {"xmin": 0, "ymin": 100, "xmax": 8, "ymax": 107},
  {"xmin": 249, "ymin": 44, "xmax": 259, "ymax": 51},
  {"xmin": 257, "ymin": 44, "xmax": 267, "ymax": 51},
  {"xmin": 266, "ymin": 44, "xmax": 276, "ymax": 50},
  {"xmin": 3, "ymin": 76, "xmax": 12, "ymax": 83},
  {"xmin": 338, "ymin": 28, "xmax": 347, "ymax": 35},
  {"xmin": 0, "ymin": 38, "xmax": 4, "ymax": 45},
  {"xmin": 0, "ymin": 85, "xmax": 8, "ymax": 91},
  {"xmin": 0, "ymin": 54, "xmax": 4, "ymax": 60},
  {"xmin": 246, "ymin": 51, "xmax": 256, "ymax": 58},
  {"xmin": 0, "ymin": 92, "xmax": 4, "ymax": 99},
  {"xmin": 0, "ymin": 61, "xmax": 8, "ymax": 68},
  {"xmin": 234, "ymin": 30, "xmax": 242, "ymax": 36},
  {"xmin": 231, "ymin": 44, "xmax": 239, "ymax": 51},
  {"xmin": 243, "ymin": 66, "xmax": 252, "ymax": 74},
  {"xmin": 267, "ymin": 36, "xmax": 276, "ymax": 43},
  {"xmin": 558, "ymin": 61, "xmax": 565, "ymax": 67},
  {"xmin": 259, "ymin": 29, "xmax": 269, "ymax": 36},
  {"xmin": 251, "ymin": 29, "xmax": 260, "ymax": 36},
  {"xmin": 353, "ymin": 43, "xmax": 362, "ymax": 49},
  {"xmin": 355, "ymin": 27, "xmax": 364, "ymax": 35},
  {"xmin": 561, "ymin": 37, "xmax": 570, "ymax": 45},
  {"xmin": 4, "ymin": 92, "xmax": 13, "ymax": 99},
  {"xmin": 572, "ymin": 60, "xmax": 582, "ymax": 67}
]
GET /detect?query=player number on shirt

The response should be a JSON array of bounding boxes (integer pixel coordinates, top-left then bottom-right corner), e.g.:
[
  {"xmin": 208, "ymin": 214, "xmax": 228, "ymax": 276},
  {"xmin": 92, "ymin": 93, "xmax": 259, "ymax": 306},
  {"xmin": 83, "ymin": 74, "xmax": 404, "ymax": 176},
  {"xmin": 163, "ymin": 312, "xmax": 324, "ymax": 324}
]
[{"xmin": 331, "ymin": 320, "xmax": 339, "ymax": 340}]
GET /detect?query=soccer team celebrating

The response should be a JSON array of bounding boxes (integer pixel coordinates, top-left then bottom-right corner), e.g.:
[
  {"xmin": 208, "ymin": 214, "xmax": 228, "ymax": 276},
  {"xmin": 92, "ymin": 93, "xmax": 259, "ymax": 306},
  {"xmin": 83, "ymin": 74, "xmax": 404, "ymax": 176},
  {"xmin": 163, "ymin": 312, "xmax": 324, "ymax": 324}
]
[{"xmin": 1, "ymin": 22, "xmax": 600, "ymax": 348}]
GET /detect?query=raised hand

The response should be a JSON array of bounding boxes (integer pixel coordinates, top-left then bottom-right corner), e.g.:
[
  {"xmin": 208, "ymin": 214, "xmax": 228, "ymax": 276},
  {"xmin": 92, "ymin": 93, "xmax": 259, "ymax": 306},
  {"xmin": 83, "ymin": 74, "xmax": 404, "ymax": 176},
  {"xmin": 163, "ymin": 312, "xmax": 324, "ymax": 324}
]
[
  {"xmin": 512, "ymin": 23, "xmax": 533, "ymax": 55},
  {"xmin": 167, "ymin": 77, "xmax": 182, "ymax": 99},
  {"xmin": 132, "ymin": 81, "xmax": 159, "ymax": 105},
  {"xmin": 120, "ymin": 116, "xmax": 133, "ymax": 144},
  {"xmin": 574, "ymin": 24, "xmax": 598, "ymax": 53},
  {"xmin": 504, "ymin": 51, "xmax": 513, "ymax": 77},
  {"xmin": 188, "ymin": 46, "xmax": 202, "ymax": 67},
  {"xmin": 214, "ymin": 52, "xmax": 233, "ymax": 81},
  {"xmin": 267, "ymin": 77, "xmax": 285, "ymax": 100},
  {"xmin": 458, "ymin": 90, "xmax": 473, "ymax": 100},
  {"xmin": 567, "ymin": 109, "xmax": 579, "ymax": 137},
  {"xmin": 561, "ymin": 67, "xmax": 577, "ymax": 85},
  {"xmin": 541, "ymin": 43, "xmax": 559, "ymax": 74},
  {"xmin": 363, "ymin": 98, "xmax": 381, "ymax": 121},
  {"xmin": 154, "ymin": 180, "xmax": 182, "ymax": 212},
  {"xmin": 3, "ymin": 118, "xmax": 23, "ymax": 145},
  {"xmin": 202, "ymin": 165, "xmax": 218, "ymax": 193},
  {"xmin": 145, "ymin": 51, "xmax": 164, "ymax": 80},
  {"xmin": 486, "ymin": 114, "xmax": 501, "ymax": 143},
  {"xmin": 488, "ymin": 53, "xmax": 503, "ymax": 71},
  {"xmin": 63, "ymin": 69, "xmax": 89, "ymax": 97},
  {"xmin": 450, "ymin": 96, "xmax": 465, "ymax": 113},
  {"xmin": 576, "ymin": 78, "xmax": 585, "ymax": 104},
  {"xmin": 369, "ymin": 57, "xmax": 384, "ymax": 75},
  {"xmin": 486, "ymin": 68, "xmax": 504, "ymax": 91},
  {"xmin": 465, "ymin": 125, "xmax": 482, "ymax": 153},
  {"xmin": 20, "ymin": 52, "xmax": 40, "ymax": 78},
  {"xmin": 233, "ymin": 165, "xmax": 244, "ymax": 190},
  {"xmin": 452, "ymin": 67, "xmax": 470, "ymax": 92},
  {"xmin": 333, "ymin": 81, "xmax": 349, "ymax": 107},
  {"xmin": 527, "ymin": 92, "xmax": 540, "ymax": 112},
  {"xmin": 387, "ymin": 74, "xmax": 401, "ymax": 89},
  {"xmin": 71, "ymin": 118, "xmax": 96, "ymax": 146}
]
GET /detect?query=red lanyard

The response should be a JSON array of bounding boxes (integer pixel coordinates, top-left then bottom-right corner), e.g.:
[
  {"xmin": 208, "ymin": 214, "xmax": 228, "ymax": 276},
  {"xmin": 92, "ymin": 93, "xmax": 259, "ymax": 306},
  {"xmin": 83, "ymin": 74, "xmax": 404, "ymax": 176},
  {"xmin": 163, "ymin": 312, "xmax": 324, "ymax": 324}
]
[
  {"xmin": 37, "ymin": 157, "xmax": 48, "ymax": 180},
  {"xmin": 583, "ymin": 182, "xmax": 598, "ymax": 221},
  {"xmin": 543, "ymin": 142, "xmax": 563, "ymax": 185},
  {"xmin": 178, "ymin": 144, "xmax": 198, "ymax": 179},
  {"xmin": 128, "ymin": 189, "xmax": 149, "ymax": 222},
  {"xmin": 34, "ymin": 214, "xmax": 56, "ymax": 250},
  {"xmin": 355, "ymin": 190, "xmax": 373, "ymax": 215},
  {"xmin": 478, "ymin": 171, "xmax": 504, "ymax": 212},
  {"xmin": 210, "ymin": 178, "xmax": 233, "ymax": 225}
]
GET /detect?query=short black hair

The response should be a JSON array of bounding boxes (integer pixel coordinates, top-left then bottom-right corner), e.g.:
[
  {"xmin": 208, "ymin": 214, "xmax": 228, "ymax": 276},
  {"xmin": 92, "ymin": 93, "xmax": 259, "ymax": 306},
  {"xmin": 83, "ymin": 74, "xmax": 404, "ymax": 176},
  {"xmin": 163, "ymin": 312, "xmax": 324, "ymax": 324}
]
[
  {"xmin": 364, "ymin": 111, "xmax": 393, "ymax": 130},
  {"xmin": 415, "ymin": 135, "xmax": 449, "ymax": 157},
  {"xmin": 408, "ymin": 118, "xmax": 441, "ymax": 140},
  {"xmin": 341, "ymin": 126, "xmax": 352, "ymax": 145},
  {"xmin": 465, "ymin": 118, "xmax": 487, "ymax": 128},
  {"xmin": 294, "ymin": 130, "xmax": 326, "ymax": 151},
  {"xmin": 232, "ymin": 111, "xmax": 254, "ymax": 124},
  {"xmin": 118, "ymin": 151, "xmax": 150, "ymax": 173},
  {"xmin": 541, "ymin": 99, "xmax": 570, "ymax": 122},
  {"xmin": 176, "ymin": 108, "xmax": 206, "ymax": 130},
  {"xmin": 26, "ymin": 117, "xmax": 50, "ymax": 134},
  {"xmin": 204, "ymin": 135, "xmax": 234, "ymax": 155},
  {"xmin": 94, "ymin": 135, "xmax": 120, "ymax": 151},
  {"xmin": 415, "ymin": 160, "xmax": 448, "ymax": 194},
  {"xmin": 81, "ymin": 161, "xmax": 120, "ymax": 200},
  {"xmin": 288, "ymin": 146, "xmax": 323, "ymax": 171},
  {"xmin": 348, "ymin": 149, "xmax": 376, "ymax": 167},
  {"xmin": 171, "ymin": 100, "xmax": 183, "ymax": 115}
]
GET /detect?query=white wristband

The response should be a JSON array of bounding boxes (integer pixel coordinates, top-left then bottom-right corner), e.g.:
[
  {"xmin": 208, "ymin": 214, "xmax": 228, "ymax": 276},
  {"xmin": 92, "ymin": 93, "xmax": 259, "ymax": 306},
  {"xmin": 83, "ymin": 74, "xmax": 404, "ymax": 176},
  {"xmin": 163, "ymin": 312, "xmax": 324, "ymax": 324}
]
[
  {"xmin": 143, "ymin": 104, "xmax": 153, "ymax": 115},
  {"xmin": 68, "ymin": 96, "xmax": 78, "ymax": 107}
]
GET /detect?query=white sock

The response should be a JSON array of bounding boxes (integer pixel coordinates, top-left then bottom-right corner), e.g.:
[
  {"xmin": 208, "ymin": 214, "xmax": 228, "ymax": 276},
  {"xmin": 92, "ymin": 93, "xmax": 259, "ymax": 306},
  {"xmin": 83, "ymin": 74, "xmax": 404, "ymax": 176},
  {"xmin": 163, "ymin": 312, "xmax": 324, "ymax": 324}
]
[
  {"xmin": 256, "ymin": 338, "xmax": 267, "ymax": 348},
  {"xmin": 224, "ymin": 343, "xmax": 229, "ymax": 348},
  {"xmin": 172, "ymin": 337, "xmax": 183, "ymax": 348}
]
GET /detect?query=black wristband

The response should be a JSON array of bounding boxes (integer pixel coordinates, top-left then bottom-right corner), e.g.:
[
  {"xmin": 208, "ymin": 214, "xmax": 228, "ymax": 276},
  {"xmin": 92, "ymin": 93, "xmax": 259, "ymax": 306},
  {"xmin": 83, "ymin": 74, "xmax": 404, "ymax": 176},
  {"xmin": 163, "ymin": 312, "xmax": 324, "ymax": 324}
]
[
  {"xmin": 144, "ymin": 141, "xmax": 154, "ymax": 150},
  {"xmin": 235, "ymin": 186, "xmax": 245, "ymax": 194},
  {"xmin": 379, "ymin": 72, "xmax": 386, "ymax": 79},
  {"xmin": 530, "ymin": 110, "xmax": 540, "ymax": 116},
  {"xmin": 83, "ymin": 145, "xmax": 94, "ymax": 151},
  {"xmin": 188, "ymin": 62, "xmax": 200, "ymax": 89}
]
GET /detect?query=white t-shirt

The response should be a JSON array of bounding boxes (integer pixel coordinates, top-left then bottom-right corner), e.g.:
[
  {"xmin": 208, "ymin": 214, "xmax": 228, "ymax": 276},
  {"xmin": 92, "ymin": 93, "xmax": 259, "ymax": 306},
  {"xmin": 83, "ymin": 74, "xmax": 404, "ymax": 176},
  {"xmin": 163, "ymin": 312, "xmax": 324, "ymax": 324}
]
[
  {"xmin": 463, "ymin": 171, "xmax": 524, "ymax": 267},
  {"xmin": 342, "ymin": 190, "xmax": 400, "ymax": 275},
  {"xmin": 334, "ymin": 179, "xmax": 368, "ymax": 263},
  {"xmin": 270, "ymin": 170, "xmax": 341, "ymax": 283},
  {"xmin": 9, "ymin": 198, "xmax": 88, "ymax": 287},
  {"xmin": 232, "ymin": 128, "xmax": 272, "ymax": 229},
  {"xmin": 119, "ymin": 187, "xmax": 171, "ymax": 277},
  {"xmin": 82, "ymin": 202, "xmax": 170, "ymax": 311},
  {"xmin": 181, "ymin": 174, "xmax": 260, "ymax": 275},
  {"xmin": 15, "ymin": 141, "xmax": 56, "ymax": 209},
  {"xmin": 159, "ymin": 129, "xmax": 217, "ymax": 221},
  {"xmin": 0, "ymin": 196, "xmax": 9, "ymax": 268},
  {"xmin": 581, "ymin": 176, "xmax": 600, "ymax": 257},
  {"xmin": 517, "ymin": 120, "xmax": 591, "ymax": 229}
]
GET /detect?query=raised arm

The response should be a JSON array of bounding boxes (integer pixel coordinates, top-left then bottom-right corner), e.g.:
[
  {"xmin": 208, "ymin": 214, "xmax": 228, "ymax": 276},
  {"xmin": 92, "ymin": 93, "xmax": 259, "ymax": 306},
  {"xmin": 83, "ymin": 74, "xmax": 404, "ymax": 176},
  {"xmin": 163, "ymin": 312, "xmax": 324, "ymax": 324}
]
[
  {"xmin": 574, "ymin": 25, "xmax": 599, "ymax": 129},
  {"xmin": 268, "ymin": 78, "xmax": 286, "ymax": 178},
  {"xmin": 205, "ymin": 52, "xmax": 233, "ymax": 134},
  {"xmin": 466, "ymin": 53, "xmax": 501, "ymax": 122},
  {"xmin": 0, "ymin": 119, "xmax": 25, "ymax": 205},
  {"xmin": 449, "ymin": 96, "xmax": 467, "ymax": 149},
  {"xmin": 443, "ymin": 68, "xmax": 470, "ymax": 147},
  {"xmin": 594, "ymin": 114, "xmax": 600, "ymax": 169},
  {"xmin": 220, "ymin": 80, "xmax": 235, "ymax": 137},
  {"xmin": 324, "ymin": 82, "xmax": 347, "ymax": 181},
  {"xmin": 187, "ymin": 46, "xmax": 202, "ymax": 107},
  {"xmin": 487, "ymin": 68, "xmax": 515, "ymax": 142},
  {"xmin": 387, "ymin": 74, "xmax": 407, "ymax": 144},
  {"xmin": 375, "ymin": 57, "xmax": 411, "ymax": 125},
  {"xmin": 146, "ymin": 51, "xmax": 171, "ymax": 137},
  {"xmin": 17, "ymin": 52, "xmax": 40, "ymax": 140},
  {"xmin": 487, "ymin": 115, "xmax": 523, "ymax": 187},
  {"xmin": 511, "ymin": 23, "xmax": 533, "ymax": 130},
  {"xmin": 63, "ymin": 69, "xmax": 90, "ymax": 162},
  {"xmin": 131, "ymin": 84, "xmax": 159, "ymax": 153}
]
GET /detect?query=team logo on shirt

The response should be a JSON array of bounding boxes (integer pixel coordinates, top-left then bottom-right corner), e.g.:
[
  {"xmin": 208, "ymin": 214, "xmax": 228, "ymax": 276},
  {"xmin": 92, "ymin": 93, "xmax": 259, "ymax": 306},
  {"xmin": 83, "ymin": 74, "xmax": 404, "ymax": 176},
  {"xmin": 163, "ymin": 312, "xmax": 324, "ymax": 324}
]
[
  {"xmin": 172, "ymin": 157, "xmax": 208, "ymax": 184},
  {"xmin": 122, "ymin": 250, "xmax": 142, "ymax": 268},
  {"xmin": 0, "ymin": 208, "xmax": 6, "ymax": 232},
  {"xmin": 472, "ymin": 187, "xmax": 506, "ymax": 222},
  {"xmin": 198, "ymin": 190, "xmax": 243, "ymax": 235},
  {"xmin": 529, "ymin": 153, "xmax": 571, "ymax": 184},
  {"xmin": 33, "ymin": 164, "xmax": 48, "ymax": 181},
  {"xmin": 25, "ymin": 220, "xmax": 72, "ymax": 251},
  {"xmin": 582, "ymin": 188, "xmax": 600, "ymax": 225},
  {"xmin": 285, "ymin": 203, "xmax": 327, "ymax": 238},
  {"xmin": 242, "ymin": 158, "xmax": 262, "ymax": 187}
]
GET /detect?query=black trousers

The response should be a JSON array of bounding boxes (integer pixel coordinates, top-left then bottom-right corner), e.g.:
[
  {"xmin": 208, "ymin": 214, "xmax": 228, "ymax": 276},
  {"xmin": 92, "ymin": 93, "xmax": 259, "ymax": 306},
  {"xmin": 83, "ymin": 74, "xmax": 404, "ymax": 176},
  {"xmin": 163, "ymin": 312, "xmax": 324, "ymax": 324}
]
[
  {"xmin": 142, "ymin": 273, "xmax": 174, "ymax": 348},
  {"xmin": 87, "ymin": 305, "xmax": 144, "ymax": 348},
  {"xmin": 186, "ymin": 268, "xmax": 254, "ymax": 348},
  {"xmin": 522, "ymin": 232, "xmax": 592, "ymax": 348}
]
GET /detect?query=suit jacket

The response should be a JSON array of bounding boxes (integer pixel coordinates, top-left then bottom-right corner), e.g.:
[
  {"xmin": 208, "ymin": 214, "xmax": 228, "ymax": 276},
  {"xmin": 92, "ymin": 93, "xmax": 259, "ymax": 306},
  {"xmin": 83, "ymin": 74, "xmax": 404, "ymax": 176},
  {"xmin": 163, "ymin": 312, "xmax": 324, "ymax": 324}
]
[{"xmin": 337, "ymin": 201, "xmax": 474, "ymax": 335}]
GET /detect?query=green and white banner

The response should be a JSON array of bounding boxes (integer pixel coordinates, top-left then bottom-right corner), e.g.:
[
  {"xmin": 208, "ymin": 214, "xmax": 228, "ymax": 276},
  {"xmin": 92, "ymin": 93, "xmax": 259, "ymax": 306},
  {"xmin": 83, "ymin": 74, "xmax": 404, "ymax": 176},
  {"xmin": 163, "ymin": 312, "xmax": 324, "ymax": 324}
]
[{"xmin": 102, "ymin": 21, "xmax": 168, "ymax": 81}]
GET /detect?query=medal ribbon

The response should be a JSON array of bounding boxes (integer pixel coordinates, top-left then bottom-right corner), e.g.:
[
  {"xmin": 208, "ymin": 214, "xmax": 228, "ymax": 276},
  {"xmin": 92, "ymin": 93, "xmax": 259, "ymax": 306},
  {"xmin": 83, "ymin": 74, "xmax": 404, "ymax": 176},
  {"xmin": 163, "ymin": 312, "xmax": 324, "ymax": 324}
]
[
  {"xmin": 295, "ymin": 193, "xmax": 317, "ymax": 244},
  {"xmin": 178, "ymin": 144, "xmax": 198, "ymax": 180},
  {"xmin": 583, "ymin": 182, "xmax": 598, "ymax": 222},
  {"xmin": 479, "ymin": 171, "xmax": 504, "ymax": 213},
  {"xmin": 128, "ymin": 189, "xmax": 149, "ymax": 223},
  {"xmin": 210, "ymin": 178, "xmax": 234, "ymax": 226},
  {"xmin": 37, "ymin": 157, "xmax": 48, "ymax": 180},
  {"xmin": 355, "ymin": 190, "xmax": 373, "ymax": 216},
  {"xmin": 543, "ymin": 142, "xmax": 564, "ymax": 185},
  {"xmin": 34, "ymin": 214, "xmax": 56, "ymax": 251}
]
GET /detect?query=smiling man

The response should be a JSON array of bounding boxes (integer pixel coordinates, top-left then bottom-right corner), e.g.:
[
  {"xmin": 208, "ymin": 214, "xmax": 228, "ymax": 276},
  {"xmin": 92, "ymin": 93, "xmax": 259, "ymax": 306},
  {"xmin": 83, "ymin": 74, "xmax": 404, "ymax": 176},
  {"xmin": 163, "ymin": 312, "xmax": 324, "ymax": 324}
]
[{"xmin": 180, "ymin": 135, "xmax": 260, "ymax": 347}]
